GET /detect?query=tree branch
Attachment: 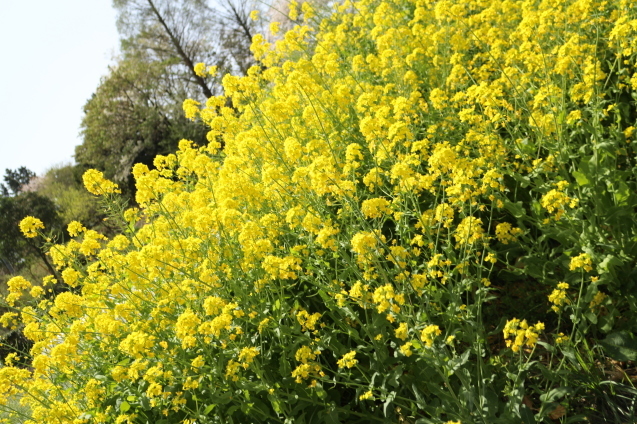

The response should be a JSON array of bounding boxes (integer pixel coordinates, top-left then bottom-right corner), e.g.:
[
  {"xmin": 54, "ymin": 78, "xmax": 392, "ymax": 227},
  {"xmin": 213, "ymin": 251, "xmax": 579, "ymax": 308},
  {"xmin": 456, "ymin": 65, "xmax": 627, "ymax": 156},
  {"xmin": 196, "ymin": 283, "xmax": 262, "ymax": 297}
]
[{"xmin": 146, "ymin": 0, "xmax": 214, "ymax": 98}]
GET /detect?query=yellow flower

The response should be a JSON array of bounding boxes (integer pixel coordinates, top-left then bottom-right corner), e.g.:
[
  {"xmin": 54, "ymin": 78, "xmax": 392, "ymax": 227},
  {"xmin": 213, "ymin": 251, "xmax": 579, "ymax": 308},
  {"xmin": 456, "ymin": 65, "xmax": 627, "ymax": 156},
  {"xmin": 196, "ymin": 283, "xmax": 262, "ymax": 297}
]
[
  {"xmin": 182, "ymin": 98, "xmax": 200, "ymax": 120},
  {"xmin": 361, "ymin": 197, "xmax": 392, "ymax": 219},
  {"xmin": 191, "ymin": 355, "xmax": 205, "ymax": 369},
  {"xmin": 238, "ymin": 347, "xmax": 260, "ymax": 366},
  {"xmin": 225, "ymin": 360, "xmax": 241, "ymax": 381},
  {"xmin": 420, "ymin": 324, "xmax": 441, "ymax": 347},
  {"xmin": 67, "ymin": 221, "xmax": 86, "ymax": 237},
  {"xmin": 555, "ymin": 333, "xmax": 569, "ymax": 344},
  {"xmin": 399, "ymin": 342, "xmax": 413, "ymax": 357},
  {"xmin": 589, "ymin": 291, "xmax": 607, "ymax": 310},
  {"xmin": 503, "ymin": 319, "xmax": 544, "ymax": 352},
  {"xmin": 19, "ymin": 216, "xmax": 44, "ymax": 238},
  {"xmin": 297, "ymin": 310, "xmax": 321, "ymax": 332},
  {"xmin": 337, "ymin": 351, "xmax": 358, "ymax": 368},
  {"xmin": 569, "ymin": 253, "xmax": 593, "ymax": 272},
  {"xmin": 395, "ymin": 322, "xmax": 408, "ymax": 340},
  {"xmin": 359, "ymin": 390, "xmax": 373, "ymax": 400},
  {"xmin": 258, "ymin": 317, "xmax": 271, "ymax": 333},
  {"xmin": 495, "ymin": 223, "xmax": 523, "ymax": 244},
  {"xmin": 82, "ymin": 169, "xmax": 120, "ymax": 196},
  {"xmin": 540, "ymin": 181, "xmax": 577, "ymax": 220},
  {"xmin": 194, "ymin": 62, "xmax": 207, "ymax": 77},
  {"xmin": 548, "ymin": 282, "xmax": 570, "ymax": 312},
  {"xmin": 295, "ymin": 346, "xmax": 318, "ymax": 364},
  {"xmin": 454, "ymin": 217, "xmax": 484, "ymax": 246}
]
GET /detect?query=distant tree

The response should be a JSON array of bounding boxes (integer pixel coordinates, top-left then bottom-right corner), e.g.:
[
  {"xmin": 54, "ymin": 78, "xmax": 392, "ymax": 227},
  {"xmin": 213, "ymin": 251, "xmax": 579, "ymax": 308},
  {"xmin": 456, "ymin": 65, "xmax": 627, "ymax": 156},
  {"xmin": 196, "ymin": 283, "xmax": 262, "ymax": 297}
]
[
  {"xmin": 114, "ymin": 0, "xmax": 218, "ymax": 99},
  {"xmin": 36, "ymin": 164, "xmax": 102, "ymax": 229},
  {"xmin": 113, "ymin": 0, "xmax": 258, "ymax": 95},
  {"xmin": 209, "ymin": 0, "xmax": 261, "ymax": 75},
  {"xmin": 76, "ymin": 49, "xmax": 210, "ymax": 192},
  {"xmin": 1, "ymin": 166, "xmax": 36, "ymax": 197},
  {"xmin": 0, "ymin": 191, "xmax": 62, "ymax": 279},
  {"xmin": 75, "ymin": 0, "xmax": 261, "ymax": 194}
]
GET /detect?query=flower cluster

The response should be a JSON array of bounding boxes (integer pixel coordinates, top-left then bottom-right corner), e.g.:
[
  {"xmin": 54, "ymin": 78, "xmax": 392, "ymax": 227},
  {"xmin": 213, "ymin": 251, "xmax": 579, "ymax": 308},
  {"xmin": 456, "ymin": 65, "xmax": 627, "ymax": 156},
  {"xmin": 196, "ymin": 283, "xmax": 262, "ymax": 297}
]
[
  {"xmin": 82, "ymin": 169, "xmax": 121, "ymax": 196},
  {"xmin": 503, "ymin": 319, "xmax": 545, "ymax": 353},
  {"xmin": 18, "ymin": 216, "xmax": 44, "ymax": 238},
  {"xmin": 2, "ymin": 0, "xmax": 636, "ymax": 422}
]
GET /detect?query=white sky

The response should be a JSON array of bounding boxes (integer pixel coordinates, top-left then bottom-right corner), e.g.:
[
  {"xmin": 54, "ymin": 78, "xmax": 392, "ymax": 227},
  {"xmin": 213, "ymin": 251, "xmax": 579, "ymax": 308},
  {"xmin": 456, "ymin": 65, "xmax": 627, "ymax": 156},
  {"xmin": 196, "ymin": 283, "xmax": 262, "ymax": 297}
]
[{"xmin": 0, "ymin": 1, "xmax": 120, "ymax": 177}]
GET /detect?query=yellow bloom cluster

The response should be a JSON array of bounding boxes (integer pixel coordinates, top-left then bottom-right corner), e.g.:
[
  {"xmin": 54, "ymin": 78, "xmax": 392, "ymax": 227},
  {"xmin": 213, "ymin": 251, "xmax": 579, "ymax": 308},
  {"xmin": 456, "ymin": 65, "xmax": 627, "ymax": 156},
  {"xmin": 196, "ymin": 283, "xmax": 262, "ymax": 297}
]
[
  {"xmin": 540, "ymin": 181, "xmax": 578, "ymax": 221},
  {"xmin": 503, "ymin": 319, "xmax": 545, "ymax": 353},
  {"xmin": 569, "ymin": 253, "xmax": 593, "ymax": 272},
  {"xmin": 337, "ymin": 350, "xmax": 358, "ymax": 368},
  {"xmin": 19, "ymin": 216, "xmax": 44, "ymax": 238},
  {"xmin": 359, "ymin": 390, "xmax": 374, "ymax": 400},
  {"xmin": 2, "ymin": 0, "xmax": 635, "ymax": 421},
  {"xmin": 495, "ymin": 223, "xmax": 523, "ymax": 245},
  {"xmin": 420, "ymin": 324, "xmax": 441, "ymax": 348},
  {"xmin": 589, "ymin": 291, "xmax": 607, "ymax": 310},
  {"xmin": 82, "ymin": 169, "xmax": 121, "ymax": 196},
  {"xmin": 548, "ymin": 282, "xmax": 570, "ymax": 312}
]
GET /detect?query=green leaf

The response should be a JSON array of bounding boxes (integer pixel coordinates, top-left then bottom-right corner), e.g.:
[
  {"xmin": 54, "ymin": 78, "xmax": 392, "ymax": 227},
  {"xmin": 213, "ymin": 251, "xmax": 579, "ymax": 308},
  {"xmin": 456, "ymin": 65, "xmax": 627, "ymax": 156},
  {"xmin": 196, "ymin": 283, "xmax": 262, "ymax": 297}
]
[
  {"xmin": 585, "ymin": 311, "xmax": 598, "ymax": 324},
  {"xmin": 614, "ymin": 181, "xmax": 631, "ymax": 205},
  {"xmin": 412, "ymin": 384, "xmax": 426, "ymax": 409},
  {"xmin": 269, "ymin": 397, "xmax": 282, "ymax": 414},
  {"xmin": 599, "ymin": 331, "xmax": 637, "ymax": 361},
  {"xmin": 383, "ymin": 391, "xmax": 396, "ymax": 417},
  {"xmin": 325, "ymin": 408, "xmax": 340, "ymax": 424},
  {"xmin": 203, "ymin": 404, "xmax": 215, "ymax": 415},
  {"xmin": 598, "ymin": 255, "xmax": 623, "ymax": 275},
  {"xmin": 504, "ymin": 201, "xmax": 526, "ymax": 218},
  {"xmin": 572, "ymin": 170, "xmax": 590, "ymax": 186},
  {"xmin": 536, "ymin": 341, "xmax": 555, "ymax": 353},
  {"xmin": 119, "ymin": 401, "xmax": 130, "ymax": 413},
  {"xmin": 540, "ymin": 387, "xmax": 573, "ymax": 403}
]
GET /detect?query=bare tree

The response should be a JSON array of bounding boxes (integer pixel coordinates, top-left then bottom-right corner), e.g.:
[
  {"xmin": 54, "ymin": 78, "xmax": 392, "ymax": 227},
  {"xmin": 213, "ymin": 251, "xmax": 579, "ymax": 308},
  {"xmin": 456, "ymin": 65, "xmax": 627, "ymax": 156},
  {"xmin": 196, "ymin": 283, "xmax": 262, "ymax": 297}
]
[
  {"xmin": 114, "ymin": 0, "xmax": 217, "ymax": 98},
  {"xmin": 113, "ymin": 0, "xmax": 261, "ymax": 99}
]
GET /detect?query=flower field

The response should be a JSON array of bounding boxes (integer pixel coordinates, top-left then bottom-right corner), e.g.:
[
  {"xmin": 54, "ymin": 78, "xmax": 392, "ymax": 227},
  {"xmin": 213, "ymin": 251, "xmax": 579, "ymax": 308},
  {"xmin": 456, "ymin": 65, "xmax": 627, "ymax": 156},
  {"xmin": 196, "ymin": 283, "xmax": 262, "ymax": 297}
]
[{"xmin": 2, "ymin": 0, "xmax": 637, "ymax": 422}]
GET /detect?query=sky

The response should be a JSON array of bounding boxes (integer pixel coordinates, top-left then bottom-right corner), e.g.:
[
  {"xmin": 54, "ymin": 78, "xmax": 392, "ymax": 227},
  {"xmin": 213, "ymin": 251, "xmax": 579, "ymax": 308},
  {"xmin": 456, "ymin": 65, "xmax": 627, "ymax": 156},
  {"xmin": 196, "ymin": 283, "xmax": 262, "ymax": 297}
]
[{"xmin": 0, "ymin": 1, "xmax": 120, "ymax": 177}]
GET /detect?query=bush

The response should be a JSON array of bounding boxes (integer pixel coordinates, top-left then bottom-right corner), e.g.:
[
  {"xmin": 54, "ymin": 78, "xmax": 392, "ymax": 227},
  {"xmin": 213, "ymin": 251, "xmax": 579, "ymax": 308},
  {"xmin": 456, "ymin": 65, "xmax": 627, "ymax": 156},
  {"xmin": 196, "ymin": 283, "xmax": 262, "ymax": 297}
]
[{"xmin": 2, "ymin": 0, "xmax": 637, "ymax": 422}]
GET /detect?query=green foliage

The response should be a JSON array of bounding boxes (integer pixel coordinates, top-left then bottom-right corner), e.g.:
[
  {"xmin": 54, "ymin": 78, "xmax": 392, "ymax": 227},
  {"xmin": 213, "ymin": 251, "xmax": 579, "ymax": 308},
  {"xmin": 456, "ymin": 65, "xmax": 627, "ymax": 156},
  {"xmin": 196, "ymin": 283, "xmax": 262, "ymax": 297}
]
[
  {"xmin": 3, "ymin": 0, "xmax": 637, "ymax": 423},
  {"xmin": 36, "ymin": 164, "xmax": 101, "ymax": 228},
  {"xmin": 76, "ymin": 51, "xmax": 209, "ymax": 194},
  {"xmin": 0, "ymin": 172, "xmax": 62, "ymax": 279},
  {"xmin": 0, "ymin": 167, "xmax": 35, "ymax": 198}
]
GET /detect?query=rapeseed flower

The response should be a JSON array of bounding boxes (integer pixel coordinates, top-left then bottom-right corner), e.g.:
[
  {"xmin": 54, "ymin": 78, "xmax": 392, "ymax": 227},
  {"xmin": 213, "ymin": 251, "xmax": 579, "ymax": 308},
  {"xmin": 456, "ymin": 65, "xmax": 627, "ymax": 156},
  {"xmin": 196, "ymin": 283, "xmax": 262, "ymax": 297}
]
[
  {"xmin": 337, "ymin": 351, "xmax": 358, "ymax": 368},
  {"xmin": 19, "ymin": 216, "xmax": 44, "ymax": 238},
  {"xmin": 420, "ymin": 325, "xmax": 442, "ymax": 348},
  {"xmin": 82, "ymin": 169, "xmax": 120, "ymax": 196}
]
